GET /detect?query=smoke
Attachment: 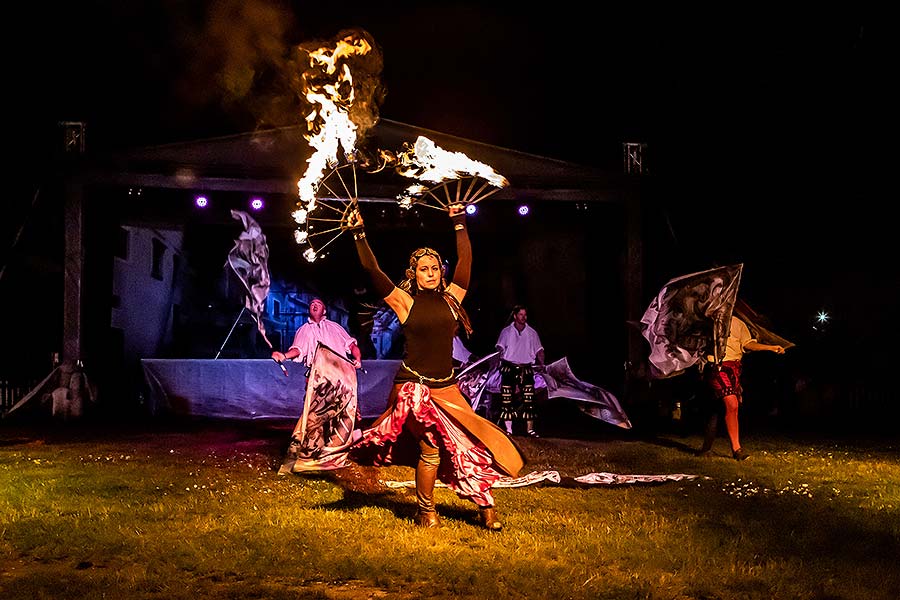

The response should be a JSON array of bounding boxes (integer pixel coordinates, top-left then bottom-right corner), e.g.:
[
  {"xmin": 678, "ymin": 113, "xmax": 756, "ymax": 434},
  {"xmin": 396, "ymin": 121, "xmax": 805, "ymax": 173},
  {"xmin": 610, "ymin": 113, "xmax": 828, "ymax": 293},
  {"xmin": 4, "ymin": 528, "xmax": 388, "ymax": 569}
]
[
  {"xmin": 170, "ymin": 3, "xmax": 385, "ymax": 135},
  {"xmin": 173, "ymin": 0, "xmax": 303, "ymax": 130}
]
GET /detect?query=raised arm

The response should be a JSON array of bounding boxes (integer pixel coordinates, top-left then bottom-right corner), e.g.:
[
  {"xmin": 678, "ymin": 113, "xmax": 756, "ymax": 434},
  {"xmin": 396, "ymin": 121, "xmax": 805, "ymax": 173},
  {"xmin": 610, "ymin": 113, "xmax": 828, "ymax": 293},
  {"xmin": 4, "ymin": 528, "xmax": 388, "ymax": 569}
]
[
  {"xmin": 447, "ymin": 204, "xmax": 470, "ymax": 302},
  {"xmin": 347, "ymin": 207, "xmax": 413, "ymax": 321}
]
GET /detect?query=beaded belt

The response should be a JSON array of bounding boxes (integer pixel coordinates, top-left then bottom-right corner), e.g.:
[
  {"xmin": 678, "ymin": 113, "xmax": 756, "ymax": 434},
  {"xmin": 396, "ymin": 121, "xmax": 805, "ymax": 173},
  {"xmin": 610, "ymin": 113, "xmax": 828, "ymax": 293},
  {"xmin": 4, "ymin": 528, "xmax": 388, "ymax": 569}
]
[{"xmin": 401, "ymin": 361, "xmax": 455, "ymax": 384}]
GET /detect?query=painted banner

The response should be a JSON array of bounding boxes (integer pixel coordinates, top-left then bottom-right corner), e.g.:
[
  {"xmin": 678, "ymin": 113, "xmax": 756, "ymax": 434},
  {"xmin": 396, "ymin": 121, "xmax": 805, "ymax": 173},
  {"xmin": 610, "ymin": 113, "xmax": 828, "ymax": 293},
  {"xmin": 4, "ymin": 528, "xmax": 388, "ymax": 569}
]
[
  {"xmin": 382, "ymin": 470, "xmax": 701, "ymax": 489},
  {"xmin": 640, "ymin": 264, "xmax": 743, "ymax": 378},
  {"xmin": 455, "ymin": 354, "xmax": 631, "ymax": 429},
  {"xmin": 278, "ymin": 343, "xmax": 358, "ymax": 473},
  {"xmin": 227, "ymin": 209, "xmax": 272, "ymax": 345}
]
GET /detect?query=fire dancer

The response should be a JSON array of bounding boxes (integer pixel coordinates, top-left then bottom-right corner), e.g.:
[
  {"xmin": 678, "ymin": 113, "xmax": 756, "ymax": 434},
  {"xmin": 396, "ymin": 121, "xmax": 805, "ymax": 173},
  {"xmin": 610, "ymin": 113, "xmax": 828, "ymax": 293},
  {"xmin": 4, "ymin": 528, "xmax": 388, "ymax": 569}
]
[{"xmin": 343, "ymin": 203, "xmax": 524, "ymax": 531}]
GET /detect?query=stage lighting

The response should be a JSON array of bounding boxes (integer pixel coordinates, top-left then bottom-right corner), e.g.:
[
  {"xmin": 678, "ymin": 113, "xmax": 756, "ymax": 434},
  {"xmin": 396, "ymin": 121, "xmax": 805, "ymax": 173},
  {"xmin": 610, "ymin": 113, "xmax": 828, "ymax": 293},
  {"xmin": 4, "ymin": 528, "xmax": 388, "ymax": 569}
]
[
  {"xmin": 465, "ymin": 204, "xmax": 477, "ymax": 215},
  {"xmin": 194, "ymin": 195, "xmax": 209, "ymax": 208},
  {"xmin": 517, "ymin": 204, "xmax": 530, "ymax": 216},
  {"xmin": 250, "ymin": 197, "xmax": 264, "ymax": 211}
]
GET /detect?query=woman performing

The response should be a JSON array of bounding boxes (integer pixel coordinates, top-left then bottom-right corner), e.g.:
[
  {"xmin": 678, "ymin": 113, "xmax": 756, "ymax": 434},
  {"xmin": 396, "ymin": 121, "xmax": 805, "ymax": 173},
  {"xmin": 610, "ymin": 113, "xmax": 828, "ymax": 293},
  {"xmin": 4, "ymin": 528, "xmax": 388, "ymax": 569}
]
[{"xmin": 344, "ymin": 203, "xmax": 524, "ymax": 531}]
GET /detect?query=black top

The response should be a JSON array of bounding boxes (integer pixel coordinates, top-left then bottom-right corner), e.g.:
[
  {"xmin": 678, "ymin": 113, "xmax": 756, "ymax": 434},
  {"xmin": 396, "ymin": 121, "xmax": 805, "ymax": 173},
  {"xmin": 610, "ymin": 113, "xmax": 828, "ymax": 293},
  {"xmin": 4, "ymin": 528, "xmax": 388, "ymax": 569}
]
[{"xmin": 396, "ymin": 289, "xmax": 458, "ymax": 388}]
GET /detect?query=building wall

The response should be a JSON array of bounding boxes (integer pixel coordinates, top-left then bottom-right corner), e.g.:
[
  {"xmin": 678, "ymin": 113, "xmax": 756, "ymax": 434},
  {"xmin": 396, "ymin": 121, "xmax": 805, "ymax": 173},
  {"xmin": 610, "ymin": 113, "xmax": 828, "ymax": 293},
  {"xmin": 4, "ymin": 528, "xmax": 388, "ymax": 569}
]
[{"xmin": 111, "ymin": 226, "xmax": 184, "ymax": 363}]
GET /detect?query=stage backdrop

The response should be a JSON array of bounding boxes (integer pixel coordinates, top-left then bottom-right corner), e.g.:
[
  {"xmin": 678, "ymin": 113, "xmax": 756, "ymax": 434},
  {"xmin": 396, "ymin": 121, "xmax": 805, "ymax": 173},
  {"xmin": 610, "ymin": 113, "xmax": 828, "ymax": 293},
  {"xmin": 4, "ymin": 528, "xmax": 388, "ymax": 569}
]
[{"xmin": 141, "ymin": 359, "xmax": 400, "ymax": 420}]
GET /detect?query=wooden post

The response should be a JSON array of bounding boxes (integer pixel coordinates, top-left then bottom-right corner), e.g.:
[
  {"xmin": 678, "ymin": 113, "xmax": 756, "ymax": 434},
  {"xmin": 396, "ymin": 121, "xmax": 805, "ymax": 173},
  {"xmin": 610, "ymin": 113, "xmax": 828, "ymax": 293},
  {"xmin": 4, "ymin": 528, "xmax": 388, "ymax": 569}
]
[{"xmin": 63, "ymin": 181, "xmax": 84, "ymax": 365}]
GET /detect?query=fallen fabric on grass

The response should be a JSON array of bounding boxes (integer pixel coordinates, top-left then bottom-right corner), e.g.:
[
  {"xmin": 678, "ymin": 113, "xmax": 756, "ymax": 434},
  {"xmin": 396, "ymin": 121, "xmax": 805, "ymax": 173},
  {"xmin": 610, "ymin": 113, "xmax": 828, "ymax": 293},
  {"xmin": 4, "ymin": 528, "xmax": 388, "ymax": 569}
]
[{"xmin": 381, "ymin": 470, "xmax": 700, "ymax": 489}]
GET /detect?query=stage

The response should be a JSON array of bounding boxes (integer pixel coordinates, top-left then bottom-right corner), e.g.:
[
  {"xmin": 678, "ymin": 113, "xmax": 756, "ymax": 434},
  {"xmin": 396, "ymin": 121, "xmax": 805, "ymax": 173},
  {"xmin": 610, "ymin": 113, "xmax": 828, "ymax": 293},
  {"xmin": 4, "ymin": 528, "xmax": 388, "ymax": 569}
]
[{"xmin": 141, "ymin": 359, "xmax": 401, "ymax": 420}]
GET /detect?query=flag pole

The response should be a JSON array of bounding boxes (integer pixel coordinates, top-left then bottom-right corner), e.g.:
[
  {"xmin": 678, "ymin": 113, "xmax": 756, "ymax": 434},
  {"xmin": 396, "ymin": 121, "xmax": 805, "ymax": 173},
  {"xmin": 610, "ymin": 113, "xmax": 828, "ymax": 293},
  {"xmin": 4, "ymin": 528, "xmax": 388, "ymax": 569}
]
[{"xmin": 214, "ymin": 306, "xmax": 246, "ymax": 360}]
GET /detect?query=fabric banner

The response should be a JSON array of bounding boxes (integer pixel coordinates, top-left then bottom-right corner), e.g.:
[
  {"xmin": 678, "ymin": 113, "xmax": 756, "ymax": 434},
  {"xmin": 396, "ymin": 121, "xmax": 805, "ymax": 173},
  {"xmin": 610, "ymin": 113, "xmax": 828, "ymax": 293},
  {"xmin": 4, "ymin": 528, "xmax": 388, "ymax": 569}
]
[
  {"xmin": 541, "ymin": 358, "xmax": 632, "ymax": 429},
  {"xmin": 455, "ymin": 355, "xmax": 631, "ymax": 429},
  {"xmin": 640, "ymin": 264, "xmax": 743, "ymax": 378},
  {"xmin": 455, "ymin": 351, "xmax": 501, "ymax": 412},
  {"xmin": 733, "ymin": 298, "xmax": 796, "ymax": 350},
  {"xmin": 278, "ymin": 343, "xmax": 358, "ymax": 474},
  {"xmin": 227, "ymin": 209, "xmax": 272, "ymax": 345},
  {"xmin": 382, "ymin": 470, "xmax": 700, "ymax": 489}
]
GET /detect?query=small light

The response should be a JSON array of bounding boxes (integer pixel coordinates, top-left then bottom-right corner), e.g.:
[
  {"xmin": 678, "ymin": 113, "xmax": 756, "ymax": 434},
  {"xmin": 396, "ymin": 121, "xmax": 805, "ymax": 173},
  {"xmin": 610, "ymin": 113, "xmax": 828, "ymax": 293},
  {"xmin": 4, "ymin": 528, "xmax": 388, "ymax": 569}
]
[
  {"xmin": 250, "ymin": 197, "xmax": 264, "ymax": 211},
  {"xmin": 518, "ymin": 204, "xmax": 530, "ymax": 216},
  {"xmin": 465, "ymin": 204, "xmax": 477, "ymax": 215},
  {"xmin": 816, "ymin": 311, "xmax": 830, "ymax": 324},
  {"xmin": 195, "ymin": 196, "xmax": 208, "ymax": 208}
]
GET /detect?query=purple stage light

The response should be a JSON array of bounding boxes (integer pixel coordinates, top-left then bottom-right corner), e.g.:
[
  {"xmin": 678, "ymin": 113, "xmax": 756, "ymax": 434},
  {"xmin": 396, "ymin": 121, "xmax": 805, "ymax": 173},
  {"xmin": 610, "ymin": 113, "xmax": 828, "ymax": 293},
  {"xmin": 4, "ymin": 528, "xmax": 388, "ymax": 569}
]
[
  {"xmin": 465, "ymin": 204, "xmax": 477, "ymax": 215},
  {"xmin": 250, "ymin": 197, "xmax": 264, "ymax": 211},
  {"xmin": 517, "ymin": 204, "xmax": 530, "ymax": 216},
  {"xmin": 195, "ymin": 195, "xmax": 208, "ymax": 208}
]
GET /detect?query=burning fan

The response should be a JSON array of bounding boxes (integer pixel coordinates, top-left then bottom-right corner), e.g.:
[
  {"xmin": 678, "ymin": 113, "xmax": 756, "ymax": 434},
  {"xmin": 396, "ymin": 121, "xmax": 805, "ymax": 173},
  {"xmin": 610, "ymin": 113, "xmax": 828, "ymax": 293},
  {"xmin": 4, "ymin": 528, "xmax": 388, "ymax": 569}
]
[
  {"xmin": 393, "ymin": 136, "xmax": 509, "ymax": 213},
  {"xmin": 290, "ymin": 30, "xmax": 378, "ymax": 263},
  {"xmin": 290, "ymin": 30, "xmax": 507, "ymax": 262},
  {"xmin": 292, "ymin": 159, "xmax": 361, "ymax": 263}
]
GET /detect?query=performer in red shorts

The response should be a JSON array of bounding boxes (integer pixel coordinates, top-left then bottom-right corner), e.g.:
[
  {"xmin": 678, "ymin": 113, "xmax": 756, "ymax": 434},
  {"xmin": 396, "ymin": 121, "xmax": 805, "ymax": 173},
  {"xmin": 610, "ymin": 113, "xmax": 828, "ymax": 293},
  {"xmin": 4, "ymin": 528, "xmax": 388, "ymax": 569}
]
[{"xmin": 698, "ymin": 315, "xmax": 785, "ymax": 460}]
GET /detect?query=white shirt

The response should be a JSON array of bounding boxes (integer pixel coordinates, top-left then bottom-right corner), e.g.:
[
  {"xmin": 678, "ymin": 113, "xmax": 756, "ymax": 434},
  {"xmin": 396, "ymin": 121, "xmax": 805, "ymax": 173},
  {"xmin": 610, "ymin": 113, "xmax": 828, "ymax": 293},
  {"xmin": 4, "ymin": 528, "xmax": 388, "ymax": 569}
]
[
  {"xmin": 496, "ymin": 323, "xmax": 543, "ymax": 365},
  {"xmin": 289, "ymin": 317, "xmax": 357, "ymax": 367},
  {"xmin": 723, "ymin": 316, "xmax": 755, "ymax": 362},
  {"xmin": 452, "ymin": 336, "xmax": 472, "ymax": 363}
]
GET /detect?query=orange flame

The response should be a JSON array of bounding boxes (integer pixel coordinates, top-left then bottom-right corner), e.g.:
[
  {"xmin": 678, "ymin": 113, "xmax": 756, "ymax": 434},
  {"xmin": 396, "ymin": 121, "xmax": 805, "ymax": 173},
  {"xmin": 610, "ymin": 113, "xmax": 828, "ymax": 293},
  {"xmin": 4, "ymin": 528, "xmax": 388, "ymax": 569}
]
[
  {"xmin": 296, "ymin": 34, "xmax": 372, "ymax": 210},
  {"xmin": 396, "ymin": 136, "xmax": 509, "ymax": 188}
]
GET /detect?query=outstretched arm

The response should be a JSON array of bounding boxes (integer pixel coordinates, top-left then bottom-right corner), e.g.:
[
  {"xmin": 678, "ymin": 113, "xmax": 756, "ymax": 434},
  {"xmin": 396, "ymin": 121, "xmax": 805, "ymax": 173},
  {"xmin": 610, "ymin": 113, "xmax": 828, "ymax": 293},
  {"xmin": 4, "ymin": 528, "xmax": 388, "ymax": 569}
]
[
  {"xmin": 272, "ymin": 347, "xmax": 301, "ymax": 362},
  {"xmin": 448, "ymin": 204, "xmax": 470, "ymax": 301},
  {"xmin": 348, "ymin": 341, "xmax": 362, "ymax": 369},
  {"xmin": 745, "ymin": 341, "xmax": 786, "ymax": 354},
  {"xmin": 346, "ymin": 207, "xmax": 413, "ymax": 321}
]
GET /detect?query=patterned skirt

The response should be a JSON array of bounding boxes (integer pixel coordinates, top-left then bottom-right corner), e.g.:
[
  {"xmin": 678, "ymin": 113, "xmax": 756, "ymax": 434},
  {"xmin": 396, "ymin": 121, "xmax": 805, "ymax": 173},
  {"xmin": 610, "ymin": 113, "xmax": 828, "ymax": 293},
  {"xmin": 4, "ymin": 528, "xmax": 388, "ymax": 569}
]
[{"xmin": 352, "ymin": 382, "xmax": 525, "ymax": 507}]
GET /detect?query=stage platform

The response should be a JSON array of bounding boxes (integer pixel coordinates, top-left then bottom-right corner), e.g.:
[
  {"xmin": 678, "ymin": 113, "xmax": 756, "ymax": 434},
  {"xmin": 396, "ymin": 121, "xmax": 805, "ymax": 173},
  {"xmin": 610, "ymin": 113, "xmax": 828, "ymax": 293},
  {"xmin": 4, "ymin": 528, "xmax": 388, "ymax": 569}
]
[{"xmin": 141, "ymin": 359, "xmax": 401, "ymax": 420}]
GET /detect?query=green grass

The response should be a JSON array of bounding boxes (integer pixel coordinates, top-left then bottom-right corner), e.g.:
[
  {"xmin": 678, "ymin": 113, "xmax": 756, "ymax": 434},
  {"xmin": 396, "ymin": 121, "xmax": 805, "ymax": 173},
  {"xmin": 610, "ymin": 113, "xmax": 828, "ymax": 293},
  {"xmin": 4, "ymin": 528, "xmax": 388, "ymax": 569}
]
[{"xmin": 1, "ymin": 418, "xmax": 898, "ymax": 599}]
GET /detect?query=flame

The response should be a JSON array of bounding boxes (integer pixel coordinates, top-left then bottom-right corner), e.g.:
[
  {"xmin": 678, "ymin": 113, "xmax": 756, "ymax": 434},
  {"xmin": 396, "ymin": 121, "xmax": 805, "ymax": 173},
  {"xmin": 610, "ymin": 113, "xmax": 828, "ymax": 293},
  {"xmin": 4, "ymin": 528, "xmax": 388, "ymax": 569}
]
[
  {"xmin": 296, "ymin": 34, "xmax": 372, "ymax": 206},
  {"xmin": 292, "ymin": 208, "xmax": 308, "ymax": 224},
  {"xmin": 396, "ymin": 136, "xmax": 509, "ymax": 188}
]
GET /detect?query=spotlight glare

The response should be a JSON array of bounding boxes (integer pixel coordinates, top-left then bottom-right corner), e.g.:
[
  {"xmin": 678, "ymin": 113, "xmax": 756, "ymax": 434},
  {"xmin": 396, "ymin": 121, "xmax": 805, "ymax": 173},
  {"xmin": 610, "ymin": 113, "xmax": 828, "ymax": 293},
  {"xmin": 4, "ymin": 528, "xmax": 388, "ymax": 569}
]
[
  {"xmin": 518, "ymin": 204, "xmax": 530, "ymax": 216},
  {"xmin": 816, "ymin": 311, "xmax": 830, "ymax": 324},
  {"xmin": 194, "ymin": 196, "xmax": 208, "ymax": 208},
  {"xmin": 250, "ymin": 197, "xmax": 264, "ymax": 211},
  {"xmin": 465, "ymin": 204, "xmax": 477, "ymax": 215}
]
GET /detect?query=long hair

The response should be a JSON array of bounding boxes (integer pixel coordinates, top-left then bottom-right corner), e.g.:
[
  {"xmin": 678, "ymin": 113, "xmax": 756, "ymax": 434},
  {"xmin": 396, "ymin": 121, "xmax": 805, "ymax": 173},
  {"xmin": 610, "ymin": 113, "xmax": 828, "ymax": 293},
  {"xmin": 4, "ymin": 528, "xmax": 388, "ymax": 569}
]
[{"xmin": 398, "ymin": 247, "xmax": 473, "ymax": 336}]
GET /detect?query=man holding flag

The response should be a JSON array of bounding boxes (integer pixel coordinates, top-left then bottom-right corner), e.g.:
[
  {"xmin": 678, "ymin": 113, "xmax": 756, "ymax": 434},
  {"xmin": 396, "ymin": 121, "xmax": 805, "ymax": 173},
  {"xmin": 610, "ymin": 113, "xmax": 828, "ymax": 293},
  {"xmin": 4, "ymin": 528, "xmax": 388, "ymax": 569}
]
[
  {"xmin": 640, "ymin": 264, "xmax": 790, "ymax": 460},
  {"xmin": 271, "ymin": 298, "xmax": 362, "ymax": 371},
  {"xmin": 697, "ymin": 312, "xmax": 787, "ymax": 461}
]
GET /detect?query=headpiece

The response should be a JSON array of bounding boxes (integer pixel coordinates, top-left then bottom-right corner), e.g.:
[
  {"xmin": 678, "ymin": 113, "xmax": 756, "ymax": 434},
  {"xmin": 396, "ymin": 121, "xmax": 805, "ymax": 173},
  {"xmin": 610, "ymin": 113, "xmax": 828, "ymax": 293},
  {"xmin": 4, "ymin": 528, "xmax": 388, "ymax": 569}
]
[
  {"xmin": 398, "ymin": 246, "xmax": 472, "ymax": 336},
  {"xmin": 401, "ymin": 247, "xmax": 446, "ymax": 292}
]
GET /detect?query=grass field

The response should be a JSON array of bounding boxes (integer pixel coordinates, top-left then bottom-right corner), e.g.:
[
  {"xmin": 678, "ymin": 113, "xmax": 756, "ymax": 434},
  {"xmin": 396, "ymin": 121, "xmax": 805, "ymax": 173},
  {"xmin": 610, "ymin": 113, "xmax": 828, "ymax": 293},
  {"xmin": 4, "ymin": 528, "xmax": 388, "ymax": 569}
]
[{"xmin": 1, "ymin": 414, "xmax": 898, "ymax": 599}]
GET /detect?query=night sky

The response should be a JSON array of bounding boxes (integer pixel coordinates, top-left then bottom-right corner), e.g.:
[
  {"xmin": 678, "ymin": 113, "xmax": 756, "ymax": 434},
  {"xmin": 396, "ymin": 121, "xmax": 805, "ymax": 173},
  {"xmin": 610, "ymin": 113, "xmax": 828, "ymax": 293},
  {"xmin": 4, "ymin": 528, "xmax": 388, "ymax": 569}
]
[{"xmin": 9, "ymin": 3, "xmax": 893, "ymax": 362}]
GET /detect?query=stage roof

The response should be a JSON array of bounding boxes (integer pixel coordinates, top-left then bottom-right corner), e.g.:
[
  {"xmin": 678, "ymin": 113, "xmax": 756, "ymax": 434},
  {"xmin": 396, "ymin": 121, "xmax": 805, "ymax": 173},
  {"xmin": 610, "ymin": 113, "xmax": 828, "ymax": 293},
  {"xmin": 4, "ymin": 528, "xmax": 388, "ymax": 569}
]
[{"xmin": 73, "ymin": 118, "xmax": 634, "ymax": 204}]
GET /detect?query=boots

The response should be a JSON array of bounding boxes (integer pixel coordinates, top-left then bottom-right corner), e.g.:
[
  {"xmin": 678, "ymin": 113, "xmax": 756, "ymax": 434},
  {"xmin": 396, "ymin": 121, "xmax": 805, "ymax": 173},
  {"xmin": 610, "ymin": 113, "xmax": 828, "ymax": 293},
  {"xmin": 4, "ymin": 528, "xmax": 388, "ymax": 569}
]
[
  {"xmin": 696, "ymin": 413, "xmax": 718, "ymax": 457},
  {"xmin": 415, "ymin": 510, "xmax": 441, "ymax": 527},
  {"xmin": 414, "ymin": 443, "xmax": 441, "ymax": 528},
  {"xmin": 479, "ymin": 506, "xmax": 503, "ymax": 531}
]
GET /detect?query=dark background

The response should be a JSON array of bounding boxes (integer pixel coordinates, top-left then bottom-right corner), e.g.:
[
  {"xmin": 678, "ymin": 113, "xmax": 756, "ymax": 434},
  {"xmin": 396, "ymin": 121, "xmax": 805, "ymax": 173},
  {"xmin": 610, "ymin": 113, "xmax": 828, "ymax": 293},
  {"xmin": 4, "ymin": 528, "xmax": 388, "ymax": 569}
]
[{"xmin": 5, "ymin": 3, "xmax": 895, "ymax": 425}]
